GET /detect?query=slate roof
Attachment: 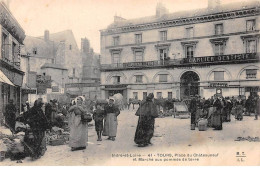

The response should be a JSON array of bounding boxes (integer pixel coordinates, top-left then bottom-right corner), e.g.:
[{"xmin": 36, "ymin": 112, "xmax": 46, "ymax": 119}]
[
  {"xmin": 23, "ymin": 36, "xmax": 56, "ymax": 58},
  {"xmin": 107, "ymin": 1, "xmax": 260, "ymax": 29}
]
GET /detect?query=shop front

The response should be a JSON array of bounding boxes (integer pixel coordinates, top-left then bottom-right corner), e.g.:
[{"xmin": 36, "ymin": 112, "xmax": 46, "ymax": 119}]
[
  {"xmin": 0, "ymin": 64, "xmax": 24, "ymax": 124},
  {"xmin": 104, "ymin": 84, "xmax": 128, "ymax": 99}
]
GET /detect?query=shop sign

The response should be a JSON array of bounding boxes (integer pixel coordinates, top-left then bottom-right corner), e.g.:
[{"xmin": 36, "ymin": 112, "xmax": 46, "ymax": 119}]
[
  {"xmin": 65, "ymin": 83, "xmax": 100, "ymax": 88},
  {"xmin": 22, "ymin": 88, "xmax": 37, "ymax": 94},
  {"xmin": 52, "ymin": 86, "xmax": 59, "ymax": 92},
  {"xmin": 245, "ymin": 87, "xmax": 260, "ymax": 92},
  {"xmin": 105, "ymin": 84, "xmax": 128, "ymax": 88},
  {"xmin": 36, "ymin": 75, "xmax": 52, "ymax": 94},
  {"xmin": 208, "ymin": 82, "xmax": 228, "ymax": 88},
  {"xmin": 123, "ymin": 61, "xmax": 156, "ymax": 68},
  {"xmin": 183, "ymin": 53, "xmax": 258, "ymax": 64}
]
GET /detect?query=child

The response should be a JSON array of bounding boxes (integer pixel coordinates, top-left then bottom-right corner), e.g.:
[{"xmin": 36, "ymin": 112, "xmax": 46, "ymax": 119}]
[{"xmin": 93, "ymin": 103, "xmax": 105, "ymax": 141}]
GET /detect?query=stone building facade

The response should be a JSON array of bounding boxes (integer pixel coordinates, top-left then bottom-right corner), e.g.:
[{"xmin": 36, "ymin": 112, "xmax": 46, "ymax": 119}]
[
  {"xmin": 100, "ymin": 0, "xmax": 260, "ymax": 101},
  {"xmin": 65, "ymin": 38, "xmax": 101, "ymax": 99},
  {"xmin": 0, "ymin": 1, "xmax": 25, "ymax": 123}
]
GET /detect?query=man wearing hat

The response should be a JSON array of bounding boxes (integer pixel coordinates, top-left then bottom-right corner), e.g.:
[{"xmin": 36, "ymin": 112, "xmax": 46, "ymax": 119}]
[{"xmin": 102, "ymin": 97, "xmax": 120, "ymax": 141}]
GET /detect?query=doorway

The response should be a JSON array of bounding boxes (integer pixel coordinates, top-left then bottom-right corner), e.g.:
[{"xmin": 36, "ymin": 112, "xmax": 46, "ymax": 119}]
[{"xmin": 180, "ymin": 71, "xmax": 200, "ymax": 99}]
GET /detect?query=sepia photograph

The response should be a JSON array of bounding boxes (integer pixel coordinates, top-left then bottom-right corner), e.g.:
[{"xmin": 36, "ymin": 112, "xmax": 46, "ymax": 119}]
[{"xmin": 0, "ymin": 0, "xmax": 259, "ymax": 166}]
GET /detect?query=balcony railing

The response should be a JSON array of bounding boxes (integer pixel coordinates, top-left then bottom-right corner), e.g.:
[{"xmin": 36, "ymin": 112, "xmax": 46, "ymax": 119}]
[{"xmin": 100, "ymin": 53, "xmax": 259, "ymax": 71}]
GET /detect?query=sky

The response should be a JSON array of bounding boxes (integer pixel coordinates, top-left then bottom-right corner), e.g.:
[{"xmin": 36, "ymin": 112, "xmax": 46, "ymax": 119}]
[{"xmin": 7, "ymin": 0, "xmax": 256, "ymax": 53}]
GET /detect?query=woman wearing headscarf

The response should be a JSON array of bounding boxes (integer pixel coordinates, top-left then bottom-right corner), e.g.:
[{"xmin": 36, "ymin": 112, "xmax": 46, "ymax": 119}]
[
  {"xmin": 212, "ymin": 96, "xmax": 223, "ymax": 130},
  {"xmin": 102, "ymin": 97, "xmax": 120, "ymax": 141},
  {"xmin": 134, "ymin": 93, "xmax": 159, "ymax": 147},
  {"xmin": 68, "ymin": 96, "xmax": 90, "ymax": 151},
  {"xmin": 24, "ymin": 99, "xmax": 50, "ymax": 159}
]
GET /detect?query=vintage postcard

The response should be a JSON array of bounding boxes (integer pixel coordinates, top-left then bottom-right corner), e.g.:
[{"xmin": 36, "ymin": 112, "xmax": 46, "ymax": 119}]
[{"xmin": 0, "ymin": 0, "xmax": 260, "ymax": 166}]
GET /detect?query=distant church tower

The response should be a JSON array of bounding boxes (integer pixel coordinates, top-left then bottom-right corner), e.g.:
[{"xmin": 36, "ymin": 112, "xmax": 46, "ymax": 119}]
[{"xmin": 81, "ymin": 37, "xmax": 90, "ymax": 54}]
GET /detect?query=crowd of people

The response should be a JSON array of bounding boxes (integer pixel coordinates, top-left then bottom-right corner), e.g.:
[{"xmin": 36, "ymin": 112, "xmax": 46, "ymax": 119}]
[
  {"xmin": 2, "ymin": 93, "xmax": 259, "ymax": 160},
  {"xmin": 189, "ymin": 94, "xmax": 260, "ymax": 130},
  {"xmin": 2, "ymin": 96, "xmax": 121, "ymax": 160}
]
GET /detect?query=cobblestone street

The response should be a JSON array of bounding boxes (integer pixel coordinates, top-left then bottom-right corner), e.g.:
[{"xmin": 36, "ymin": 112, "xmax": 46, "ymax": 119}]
[{"xmin": 2, "ymin": 108, "xmax": 260, "ymax": 166}]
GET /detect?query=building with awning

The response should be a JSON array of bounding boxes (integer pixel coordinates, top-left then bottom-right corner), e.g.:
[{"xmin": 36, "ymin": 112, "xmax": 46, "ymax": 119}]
[
  {"xmin": 0, "ymin": 70, "xmax": 14, "ymax": 86},
  {"xmin": 0, "ymin": 1, "xmax": 26, "ymax": 124}
]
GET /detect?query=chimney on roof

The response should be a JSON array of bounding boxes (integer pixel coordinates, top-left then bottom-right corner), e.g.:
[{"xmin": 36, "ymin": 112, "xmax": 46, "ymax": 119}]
[
  {"xmin": 44, "ymin": 30, "xmax": 49, "ymax": 41},
  {"xmin": 208, "ymin": 0, "xmax": 221, "ymax": 9},
  {"xmin": 114, "ymin": 15, "xmax": 126, "ymax": 23},
  {"xmin": 156, "ymin": 2, "xmax": 169, "ymax": 18}
]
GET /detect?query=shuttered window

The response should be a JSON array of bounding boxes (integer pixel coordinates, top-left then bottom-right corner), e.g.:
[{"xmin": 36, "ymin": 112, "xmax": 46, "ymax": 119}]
[
  {"xmin": 135, "ymin": 75, "xmax": 143, "ymax": 83},
  {"xmin": 214, "ymin": 71, "xmax": 224, "ymax": 81},
  {"xmin": 133, "ymin": 92, "xmax": 138, "ymax": 99},
  {"xmin": 159, "ymin": 74, "xmax": 168, "ymax": 82},
  {"xmin": 157, "ymin": 92, "xmax": 162, "ymax": 99},
  {"xmin": 135, "ymin": 51, "xmax": 143, "ymax": 62}
]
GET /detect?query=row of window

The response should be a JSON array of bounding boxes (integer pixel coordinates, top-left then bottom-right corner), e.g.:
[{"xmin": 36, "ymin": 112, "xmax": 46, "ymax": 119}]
[
  {"xmin": 112, "ymin": 19, "xmax": 256, "ymax": 46},
  {"xmin": 133, "ymin": 91, "xmax": 172, "ymax": 100},
  {"xmin": 112, "ymin": 69, "xmax": 257, "ymax": 84},
  {"xmin": 111, "ymin": 37, "xmax": 257, "ymax": 64}
]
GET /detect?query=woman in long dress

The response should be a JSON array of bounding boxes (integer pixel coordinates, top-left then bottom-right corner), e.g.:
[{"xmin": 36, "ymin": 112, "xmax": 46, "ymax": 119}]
[
  {"xmin": 134, "ymin": 93, "xmax": 158, "ymax": 147},
  {"xmin": 212, "ymin": 97, "xmax": 223, "ymax": 130},
  {"xmin": 102, "ymin": 98, "xmax": 120, "ymax": 141},
  {"xmin": 235, "ymin": 96, "xmax": 244, "ymax": 121},
  {"xmin": 68, "ymin": 97, "xmax": 89, "ymax": 151}
]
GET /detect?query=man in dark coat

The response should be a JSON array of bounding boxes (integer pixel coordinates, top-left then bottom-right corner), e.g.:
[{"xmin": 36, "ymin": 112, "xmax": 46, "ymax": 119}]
[
  {"xmin": 4, "ymin": 99, "xmax": 17, "ymax": 132},
  {"xmin": 134, "ymin": 93, "xmax": 158, "ymax": 147}
]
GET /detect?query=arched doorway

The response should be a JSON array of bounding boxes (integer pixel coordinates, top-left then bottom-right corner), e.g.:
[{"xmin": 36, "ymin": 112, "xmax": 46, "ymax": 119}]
[{"xmin": 180, "ymin": 71, "xmax": 200, "ymax": 99}]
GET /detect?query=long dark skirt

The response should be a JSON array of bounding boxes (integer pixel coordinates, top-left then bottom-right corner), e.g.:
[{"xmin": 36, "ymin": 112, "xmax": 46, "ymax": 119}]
[
  {"xmin": 191, "ymin": 111, "xmax": 196, "ymax": 125},
  {"xmin": 24, "ymin": 130, "xmax": 46, "ymax": 159},
  {"xmin": 211, "ymin": 113, "xmax": 222, "ymax": 130},
  {"xmin": 134, "ymin": 116, "xmax": 155, "ymax": 145}
]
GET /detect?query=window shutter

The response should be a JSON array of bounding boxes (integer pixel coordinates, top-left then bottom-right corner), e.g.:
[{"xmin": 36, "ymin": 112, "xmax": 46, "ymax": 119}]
[
  {"xmin": 159, "ymin": 74, "xmax": 168, "ymax": 82},
  {"xmin": 214, "ymin": 71, "xmax": 224, "ymax": 81}
]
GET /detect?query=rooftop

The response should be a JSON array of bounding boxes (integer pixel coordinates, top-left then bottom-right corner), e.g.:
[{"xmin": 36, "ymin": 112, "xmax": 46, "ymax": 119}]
[
  {"xmin": 41, "ymin": 63, "xmax": 68, "ymax": 70},
  {"xmin": 105, "ymin": 1, "xmax": 260, "ymax": 30}
]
